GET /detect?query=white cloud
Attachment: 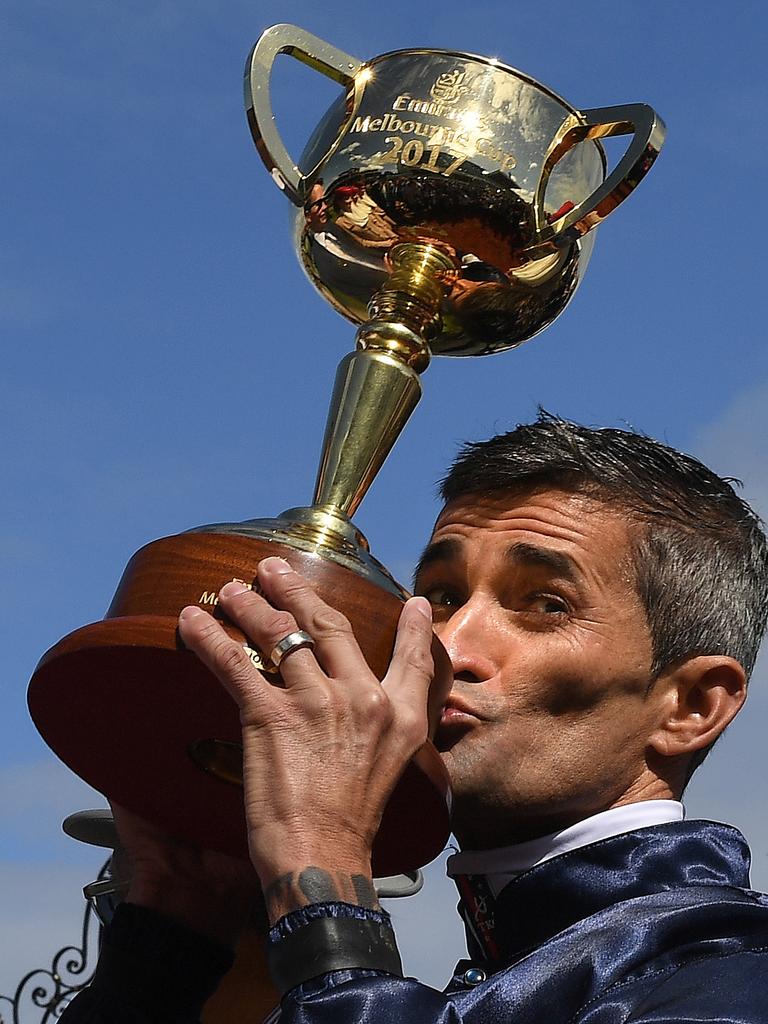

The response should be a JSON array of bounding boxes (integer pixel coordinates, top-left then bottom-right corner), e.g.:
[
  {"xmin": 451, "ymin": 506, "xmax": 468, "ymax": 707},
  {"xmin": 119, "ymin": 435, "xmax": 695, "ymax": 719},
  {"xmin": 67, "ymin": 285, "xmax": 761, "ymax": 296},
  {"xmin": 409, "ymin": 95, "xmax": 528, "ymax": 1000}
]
[
  {"xmin": 0, "ymin": 758, "xmax": 105, "ymax": 862},
  {"xmin": 0, "ymin": 759, "xmax": 107, "ymax": 996},
  {"xmin": 694, "ymin": 379, "xmax": 768, "ymax": 518},
  {"xmin": 0, "ymin": 862, "xmax": 103, "ymax": 1006}
]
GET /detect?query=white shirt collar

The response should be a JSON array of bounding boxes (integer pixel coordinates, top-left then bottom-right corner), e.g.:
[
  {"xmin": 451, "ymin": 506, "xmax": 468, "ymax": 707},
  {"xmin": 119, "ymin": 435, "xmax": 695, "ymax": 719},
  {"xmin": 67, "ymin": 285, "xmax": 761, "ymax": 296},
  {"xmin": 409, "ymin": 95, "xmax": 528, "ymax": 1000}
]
[{"xmin": 446, "ymin": 800, "xmax": 684, "ymax": 897}]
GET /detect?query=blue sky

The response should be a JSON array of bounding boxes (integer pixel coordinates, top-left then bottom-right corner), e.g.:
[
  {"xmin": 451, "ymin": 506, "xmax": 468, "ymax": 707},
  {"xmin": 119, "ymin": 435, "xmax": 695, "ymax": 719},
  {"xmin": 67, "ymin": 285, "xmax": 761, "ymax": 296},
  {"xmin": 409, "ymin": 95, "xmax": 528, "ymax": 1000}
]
[{"xmin": 2, "ymin": 0, "xmax": 768, "ymax": 996}]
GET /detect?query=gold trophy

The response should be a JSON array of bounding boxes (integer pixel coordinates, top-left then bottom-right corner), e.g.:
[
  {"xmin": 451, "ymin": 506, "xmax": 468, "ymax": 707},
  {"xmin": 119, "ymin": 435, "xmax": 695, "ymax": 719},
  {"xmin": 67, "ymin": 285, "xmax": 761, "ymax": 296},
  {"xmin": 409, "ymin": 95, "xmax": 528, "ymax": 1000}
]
[{"xmin": 28, "ymin": 25, "xmax": 665, "ymax": 881}]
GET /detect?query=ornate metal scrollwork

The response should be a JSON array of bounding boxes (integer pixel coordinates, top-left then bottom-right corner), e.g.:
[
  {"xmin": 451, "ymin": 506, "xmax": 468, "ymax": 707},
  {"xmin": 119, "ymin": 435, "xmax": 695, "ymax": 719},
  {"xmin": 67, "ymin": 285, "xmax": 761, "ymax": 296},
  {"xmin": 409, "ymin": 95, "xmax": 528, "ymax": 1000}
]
[{"xmin": 0, "ymin": 862, "xmax": 106, "ymax": 1024}]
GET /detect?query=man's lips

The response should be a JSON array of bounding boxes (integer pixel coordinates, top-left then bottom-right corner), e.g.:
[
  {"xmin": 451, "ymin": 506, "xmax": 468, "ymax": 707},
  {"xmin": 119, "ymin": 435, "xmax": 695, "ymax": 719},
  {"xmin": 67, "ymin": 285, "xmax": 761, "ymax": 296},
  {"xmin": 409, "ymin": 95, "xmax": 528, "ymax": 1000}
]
[
  {"xmin": 439, "ymin": 697, "xmax": 484, "ymax": 726},
  {"xmin": 435, "ymin": 698, "xmax": 482, "ymax": 752}
]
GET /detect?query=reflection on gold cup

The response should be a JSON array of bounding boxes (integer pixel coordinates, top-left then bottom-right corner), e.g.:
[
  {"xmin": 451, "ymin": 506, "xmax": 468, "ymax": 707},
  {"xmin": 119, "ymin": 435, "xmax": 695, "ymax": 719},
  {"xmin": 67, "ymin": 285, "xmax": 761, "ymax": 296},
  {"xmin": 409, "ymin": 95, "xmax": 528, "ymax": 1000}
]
[{"xmin": 247, "ymin": 25, "xmax": 665, "ymax": 357}]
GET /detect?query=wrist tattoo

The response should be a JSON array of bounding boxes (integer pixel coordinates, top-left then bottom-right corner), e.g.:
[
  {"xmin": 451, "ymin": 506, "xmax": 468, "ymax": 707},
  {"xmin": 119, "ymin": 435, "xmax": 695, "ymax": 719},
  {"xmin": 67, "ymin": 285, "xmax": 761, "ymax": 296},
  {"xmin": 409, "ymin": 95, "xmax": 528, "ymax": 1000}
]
[
  {"xmin": 298, "ymin": 867, "xmax": 337, "ymax": 904},
  {"xmin": 263, "ymin": 867, "xmax": 379, "ymax": 920},
  {"xmin": 351, "ymin": 874, "xmax": 378, "ymax": 908}
]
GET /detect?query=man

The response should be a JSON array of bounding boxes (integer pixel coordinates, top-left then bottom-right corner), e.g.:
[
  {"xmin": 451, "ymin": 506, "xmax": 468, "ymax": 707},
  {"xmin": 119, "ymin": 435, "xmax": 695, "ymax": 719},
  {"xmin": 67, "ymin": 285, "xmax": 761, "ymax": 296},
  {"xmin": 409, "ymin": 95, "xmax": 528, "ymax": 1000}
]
[{"xmin": 61, "ymin": 413, "xmax": 768, "ymax": 1022}]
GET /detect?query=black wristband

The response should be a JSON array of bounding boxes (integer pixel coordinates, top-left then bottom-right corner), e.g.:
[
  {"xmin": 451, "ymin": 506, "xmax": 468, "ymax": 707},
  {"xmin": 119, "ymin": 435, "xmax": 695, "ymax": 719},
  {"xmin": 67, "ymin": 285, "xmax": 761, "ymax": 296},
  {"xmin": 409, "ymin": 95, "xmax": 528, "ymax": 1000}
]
[{"xmin": 268, "ymin": 913, "xmax": 403, "ymax": 994}]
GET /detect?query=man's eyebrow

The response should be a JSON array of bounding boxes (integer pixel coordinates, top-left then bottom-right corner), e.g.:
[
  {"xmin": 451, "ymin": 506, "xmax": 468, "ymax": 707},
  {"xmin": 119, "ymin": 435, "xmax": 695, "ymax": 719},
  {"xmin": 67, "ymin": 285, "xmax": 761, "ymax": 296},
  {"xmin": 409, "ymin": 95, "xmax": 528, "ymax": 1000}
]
[
  {"xmin": 505, "ymin": 542, "xmax": 581, "ymax": 582},
  {"xmin": 413, "ymin": 538, "xmax": 462, "ymax": 582}
]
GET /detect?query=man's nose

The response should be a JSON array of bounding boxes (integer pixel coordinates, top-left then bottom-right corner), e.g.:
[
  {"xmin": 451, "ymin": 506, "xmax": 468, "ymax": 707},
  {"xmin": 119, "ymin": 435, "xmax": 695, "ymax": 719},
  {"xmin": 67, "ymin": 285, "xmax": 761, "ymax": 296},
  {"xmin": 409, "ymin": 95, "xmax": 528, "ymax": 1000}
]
[{"xmin": 434, "ymin": 599, "xmax": 497, "ymax": 684}]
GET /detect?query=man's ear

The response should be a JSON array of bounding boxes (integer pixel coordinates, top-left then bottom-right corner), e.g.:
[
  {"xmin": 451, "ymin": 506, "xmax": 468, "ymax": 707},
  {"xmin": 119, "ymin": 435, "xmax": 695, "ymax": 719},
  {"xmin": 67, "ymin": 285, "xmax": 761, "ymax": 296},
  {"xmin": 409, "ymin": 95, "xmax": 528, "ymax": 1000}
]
[{"xmin": 648, "ymin": 656, "xmax": 747, "ymax": 759}]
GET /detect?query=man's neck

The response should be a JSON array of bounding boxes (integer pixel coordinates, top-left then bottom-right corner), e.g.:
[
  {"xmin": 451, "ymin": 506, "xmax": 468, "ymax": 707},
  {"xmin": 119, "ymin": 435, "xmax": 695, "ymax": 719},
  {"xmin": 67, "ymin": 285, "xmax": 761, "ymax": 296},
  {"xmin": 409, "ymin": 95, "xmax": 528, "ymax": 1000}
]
[
  {"xmin": 447, "ymin": 799, "xmax": 684, "ymax": 891},
  {"xmin": 452, "ymin": 776, "xmax": 678, "ymax": 850}
]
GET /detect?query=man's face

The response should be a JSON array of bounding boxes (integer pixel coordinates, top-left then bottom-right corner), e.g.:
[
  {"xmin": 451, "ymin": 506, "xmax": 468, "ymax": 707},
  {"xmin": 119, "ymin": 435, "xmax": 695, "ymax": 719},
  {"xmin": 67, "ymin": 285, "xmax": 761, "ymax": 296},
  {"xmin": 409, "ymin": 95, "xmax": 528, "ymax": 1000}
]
[{"xmin": 414, "ymin": 488, "xmax": 665, "ymax": 847}]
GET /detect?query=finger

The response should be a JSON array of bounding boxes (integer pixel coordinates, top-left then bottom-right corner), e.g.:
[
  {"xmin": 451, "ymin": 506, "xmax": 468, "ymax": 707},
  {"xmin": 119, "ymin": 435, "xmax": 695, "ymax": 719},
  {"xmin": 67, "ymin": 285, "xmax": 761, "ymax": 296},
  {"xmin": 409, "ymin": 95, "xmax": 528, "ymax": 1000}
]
[
  {"xmin": 216, "ymin": 578, "xmax": 319, "ymax": 684},
  {"xmin": 178, "ymin": 605, "xmax": 275, "ymax": 711},
  {"xmin": 254, "ymin": 558, "xmax": 371, "ymax": 684},
  {"xmin": 381, "ymin": 597, "xmax": 436, "ymax": 739}
]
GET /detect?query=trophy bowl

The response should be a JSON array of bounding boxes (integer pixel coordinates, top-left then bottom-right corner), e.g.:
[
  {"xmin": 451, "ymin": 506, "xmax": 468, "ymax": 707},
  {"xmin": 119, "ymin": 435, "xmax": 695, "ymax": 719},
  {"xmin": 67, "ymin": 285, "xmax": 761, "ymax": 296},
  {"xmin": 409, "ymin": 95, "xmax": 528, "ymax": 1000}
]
[
  {"xmin": 248, "ymin": 25, "xmax": 665, "ymax": 355},
  {"xmin": 28, "ymin": 24, "xmax": 665, "ymax": 880}
]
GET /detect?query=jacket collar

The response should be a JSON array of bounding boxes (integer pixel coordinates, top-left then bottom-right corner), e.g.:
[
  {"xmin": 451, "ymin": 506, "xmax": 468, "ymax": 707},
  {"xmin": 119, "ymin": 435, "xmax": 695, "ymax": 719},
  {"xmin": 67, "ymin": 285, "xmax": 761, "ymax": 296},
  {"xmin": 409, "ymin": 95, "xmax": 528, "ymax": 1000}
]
[{"xmin": 456, "ymin": 819, "xmax": 751, "ymax": 964}]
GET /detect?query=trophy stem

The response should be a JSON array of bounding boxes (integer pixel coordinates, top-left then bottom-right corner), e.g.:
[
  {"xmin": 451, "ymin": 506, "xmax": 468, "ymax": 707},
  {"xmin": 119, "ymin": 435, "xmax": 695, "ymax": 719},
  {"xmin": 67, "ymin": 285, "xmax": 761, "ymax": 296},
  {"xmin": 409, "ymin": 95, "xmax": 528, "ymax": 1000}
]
[
  {"xmin": 312, "ymin": 244, "xmax": 457, "ymax": 518},
  {"xmin": 312, "ymin": 348, "xmax": 423, "ymax": 517}
]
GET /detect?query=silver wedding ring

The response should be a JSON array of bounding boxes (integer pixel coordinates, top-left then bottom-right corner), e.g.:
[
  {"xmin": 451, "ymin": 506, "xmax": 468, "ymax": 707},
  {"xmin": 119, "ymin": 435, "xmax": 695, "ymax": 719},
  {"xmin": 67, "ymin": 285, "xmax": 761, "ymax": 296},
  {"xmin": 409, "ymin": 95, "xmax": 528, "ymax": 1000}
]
[{"xmin": 270, "ymin": 629, "xmax": 315, "ymax": 668}]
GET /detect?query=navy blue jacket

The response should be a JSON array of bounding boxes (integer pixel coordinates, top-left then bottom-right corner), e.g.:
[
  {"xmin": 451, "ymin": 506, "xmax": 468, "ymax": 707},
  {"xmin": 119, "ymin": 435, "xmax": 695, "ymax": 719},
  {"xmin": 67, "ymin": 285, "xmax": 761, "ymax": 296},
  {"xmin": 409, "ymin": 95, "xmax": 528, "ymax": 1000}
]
[{"xmin": 62, "ymin": 820, "xmax": 768, "ymax": 1023}]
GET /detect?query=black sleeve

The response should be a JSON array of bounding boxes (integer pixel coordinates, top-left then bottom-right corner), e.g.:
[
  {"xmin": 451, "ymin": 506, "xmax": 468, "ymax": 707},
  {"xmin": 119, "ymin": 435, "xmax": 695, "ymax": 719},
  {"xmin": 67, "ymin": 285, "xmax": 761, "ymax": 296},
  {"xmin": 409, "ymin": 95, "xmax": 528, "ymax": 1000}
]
[{"xmin": 59, "ymin": 903, "xmax": 235, "ymax": 1024}]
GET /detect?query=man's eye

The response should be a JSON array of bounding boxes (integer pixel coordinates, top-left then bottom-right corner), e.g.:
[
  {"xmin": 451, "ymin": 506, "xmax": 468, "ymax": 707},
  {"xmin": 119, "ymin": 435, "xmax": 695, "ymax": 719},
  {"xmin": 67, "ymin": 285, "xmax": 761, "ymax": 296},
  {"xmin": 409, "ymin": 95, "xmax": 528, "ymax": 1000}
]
[
  {"xmin": 528, "ymin": 594, "xmax": 569, "ymax": 615},
  {"xmin": 420, "ymin": 585, "xmax": 463, "ymax": 609}
]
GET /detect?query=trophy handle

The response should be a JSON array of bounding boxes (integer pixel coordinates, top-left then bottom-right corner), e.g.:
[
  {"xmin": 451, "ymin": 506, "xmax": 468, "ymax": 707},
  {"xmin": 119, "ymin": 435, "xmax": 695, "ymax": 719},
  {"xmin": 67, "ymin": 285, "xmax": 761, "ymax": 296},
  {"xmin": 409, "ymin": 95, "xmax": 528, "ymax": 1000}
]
[
  {"xmin": 533, "ymin": 103, "xmax": 666, "ymax": 243},
  {"xmin": 244, "ymin": 24, "xmax": 364, "ymax": 206}
]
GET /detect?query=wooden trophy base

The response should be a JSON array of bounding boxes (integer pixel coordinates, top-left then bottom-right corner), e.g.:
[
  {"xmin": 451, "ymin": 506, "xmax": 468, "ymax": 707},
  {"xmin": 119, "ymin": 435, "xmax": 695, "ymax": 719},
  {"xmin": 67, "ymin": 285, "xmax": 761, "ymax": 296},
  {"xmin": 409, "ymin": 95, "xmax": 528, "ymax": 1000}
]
[{"xmin": 28, "ymin": 521, "xmax": 452, "ymax": 878}]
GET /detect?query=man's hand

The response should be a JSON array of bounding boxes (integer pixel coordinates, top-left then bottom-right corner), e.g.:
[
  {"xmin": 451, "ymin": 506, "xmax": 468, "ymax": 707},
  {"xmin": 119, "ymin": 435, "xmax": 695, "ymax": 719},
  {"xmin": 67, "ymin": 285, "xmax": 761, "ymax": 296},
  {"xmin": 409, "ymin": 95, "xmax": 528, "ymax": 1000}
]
[
  {"xmin": 177, "ymin": 556, "xmax": 443, "ymax": 924},
  {"xmin": 112, "ymin": 802, "xmax": 261, "ymax": 946}
]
